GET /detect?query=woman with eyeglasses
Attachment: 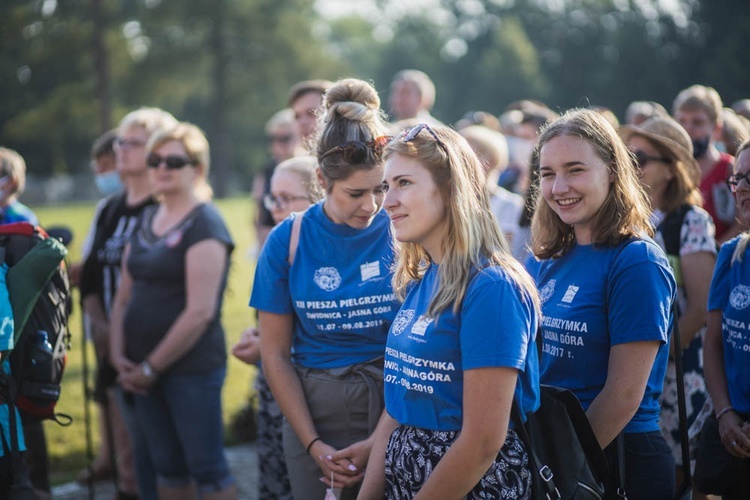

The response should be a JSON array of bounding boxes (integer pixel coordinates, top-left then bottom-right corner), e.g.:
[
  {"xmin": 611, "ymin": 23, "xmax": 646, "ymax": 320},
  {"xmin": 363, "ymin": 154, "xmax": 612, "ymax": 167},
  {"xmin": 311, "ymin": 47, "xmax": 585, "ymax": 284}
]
[
  {"xmin": 356, "ymin": 123, "xmax": 539, "ymax": 499},
  {"xmin": 696, "ymin": 141, "xmax": 750, "ymax": 498},
  {"xmin": 528, "ymin": 109, "xmax": 676, "ymax": 499},
  {"xmin": 80, "ymin": 106, "xmax": 177, "ymax": 499},
  {"xmin": 109, "ymin": 122, "xmax": 237, "ymax": 499},
  {"xmin": 250, "ymin": 78, "xmax": 398, "ymax": 500},
  {"xmin": 621, "ymin": 117, "xmax": 716, "ymax": 493},
  {"xmin": 233, "ymin": 155, "xmax": 323, "ymax": 500}
]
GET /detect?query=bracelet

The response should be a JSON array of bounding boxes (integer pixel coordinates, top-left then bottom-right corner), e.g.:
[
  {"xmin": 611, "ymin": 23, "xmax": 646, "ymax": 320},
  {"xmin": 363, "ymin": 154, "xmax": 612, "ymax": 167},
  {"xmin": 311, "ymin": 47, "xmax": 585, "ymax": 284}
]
[
  {"xmin": 306, "ymin": 437, "xmax": 321, "ymax": 455},
  {"xmin": 141, "ymin": 361, "xmax": 158, "ymax": 381},
  {"xmin": 716, "ymin": 406, "xmax": 735, "ymax": 421}
]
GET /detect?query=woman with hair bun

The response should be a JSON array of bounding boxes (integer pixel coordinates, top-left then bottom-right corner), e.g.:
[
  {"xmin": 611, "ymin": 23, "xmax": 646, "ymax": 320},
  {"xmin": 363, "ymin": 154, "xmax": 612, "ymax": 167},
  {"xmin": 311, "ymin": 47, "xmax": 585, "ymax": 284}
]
[{"xmin": 250, "ymin": 78, "xmax": 398, "ymax": 499}]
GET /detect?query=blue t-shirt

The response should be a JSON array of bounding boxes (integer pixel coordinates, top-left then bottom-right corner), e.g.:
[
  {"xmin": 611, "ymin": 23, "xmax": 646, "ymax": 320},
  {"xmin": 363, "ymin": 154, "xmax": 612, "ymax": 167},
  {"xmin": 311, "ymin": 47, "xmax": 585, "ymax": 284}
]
[
  {"xmin": 528, "ymin": 239, "xmax": 675, "ymax": 433},
  {"xmin": 250, "ymin": 202, "xmax": 397, "ymax": 369},
  {"xmin": 384, "ymin": 264, "xmax": 539, "ymax": 432},
  {"xmin": 0, "ymin": 200, "xmax": 37, "ymax": 226},
  {"xmin": 707, "ymin": 236, "xmax": 750, "ymax": 414},
  {"xmin": 0, "ymin": 360, "xmax": 25, "ymax": 457}
]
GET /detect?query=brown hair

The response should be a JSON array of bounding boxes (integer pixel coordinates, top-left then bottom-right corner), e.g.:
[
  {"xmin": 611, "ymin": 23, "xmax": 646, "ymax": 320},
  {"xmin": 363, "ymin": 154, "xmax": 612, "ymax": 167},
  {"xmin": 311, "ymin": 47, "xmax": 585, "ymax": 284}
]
[
  {"xmin": 315, "ymin": 78, "xmax": 390, "ymax": 188},
  {"xmin": 532, "ymin": 109, "xmax": 653, "ymax": 259}
]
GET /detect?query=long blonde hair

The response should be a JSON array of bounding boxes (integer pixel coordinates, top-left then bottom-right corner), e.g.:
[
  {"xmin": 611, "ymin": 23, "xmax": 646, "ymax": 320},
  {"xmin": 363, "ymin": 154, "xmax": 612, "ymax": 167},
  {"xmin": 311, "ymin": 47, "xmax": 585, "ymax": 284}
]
[
  {"xmin": 532, "ymin": 109, "xmax": 653, "ymax": 259},
  {"xmin": 385, "ymin": 125, "xmax": 540, "ymax": 317}
]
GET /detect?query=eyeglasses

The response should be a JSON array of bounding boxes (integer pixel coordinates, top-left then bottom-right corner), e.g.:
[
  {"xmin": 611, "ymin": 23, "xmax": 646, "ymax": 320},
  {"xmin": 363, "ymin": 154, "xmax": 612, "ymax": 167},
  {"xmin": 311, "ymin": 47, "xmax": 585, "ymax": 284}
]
[
  {"xmin": 263, "ymin": 193, "xmax": 310, "ymax": 211},
  {"xmin": 727, "ymin": 172, "xmax": 750, "ymax": 193},
  {"xmin": 632, "ymin": 150, "xmax": 671, "ymax": 169},
  {"xmin": 114, "ymin": 137, "xmax": 146, "ymax": 150},
  {"xmin": 146, "ymin": 153, "xmax": 196, "ymax": 170},
  {"xmin": 319, "ymin": 136, "xmax": 392, "ymax": 164},
  {"xmin": 402, "ymin": 123, "xmax": 449, "ymax": 155},
  {"xmin": 268, "ymin": 134, "xmax": 295, "ymax": 144}
]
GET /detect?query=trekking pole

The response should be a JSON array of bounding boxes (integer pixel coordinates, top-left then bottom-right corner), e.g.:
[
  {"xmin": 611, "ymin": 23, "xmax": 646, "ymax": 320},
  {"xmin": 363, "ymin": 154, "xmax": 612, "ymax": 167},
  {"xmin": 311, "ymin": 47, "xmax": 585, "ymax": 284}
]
[{"xmin": 80, "ymin": 313, "xmax": 95, "ymax": 500}]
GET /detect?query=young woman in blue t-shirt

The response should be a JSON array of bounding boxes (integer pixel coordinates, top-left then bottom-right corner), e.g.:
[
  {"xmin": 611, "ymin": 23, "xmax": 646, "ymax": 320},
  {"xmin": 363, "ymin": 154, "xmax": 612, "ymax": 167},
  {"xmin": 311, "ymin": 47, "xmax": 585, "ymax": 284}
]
[
  {"xmin": 250, "ymin": 78, "xmax": 398, "ymax": 500},
  {"xmin": 358, "ymin": 124, "xmax": 540, "ymax": 499},
  {"xmin": 529, "ymin": 109, "xmax": 676, "ymax": 499},
  {"xmin": 698, "ymin": 141, "xmax": 750, "ymax": 497}
]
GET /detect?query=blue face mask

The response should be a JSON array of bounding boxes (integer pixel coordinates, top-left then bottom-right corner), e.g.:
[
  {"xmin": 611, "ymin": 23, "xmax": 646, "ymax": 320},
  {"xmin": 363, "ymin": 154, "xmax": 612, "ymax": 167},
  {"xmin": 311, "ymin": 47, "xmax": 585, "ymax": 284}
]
[{"xmin": 94, "ymin": 171, "xmax": 123, "ymax": 196}]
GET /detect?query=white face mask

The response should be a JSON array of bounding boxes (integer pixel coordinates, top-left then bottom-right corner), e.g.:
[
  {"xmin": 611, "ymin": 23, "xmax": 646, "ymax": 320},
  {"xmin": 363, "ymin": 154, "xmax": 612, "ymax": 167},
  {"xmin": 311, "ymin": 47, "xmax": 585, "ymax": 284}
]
[{"xmin": 94, "ymin": 171, "xmax": 123, "ymax": 196}]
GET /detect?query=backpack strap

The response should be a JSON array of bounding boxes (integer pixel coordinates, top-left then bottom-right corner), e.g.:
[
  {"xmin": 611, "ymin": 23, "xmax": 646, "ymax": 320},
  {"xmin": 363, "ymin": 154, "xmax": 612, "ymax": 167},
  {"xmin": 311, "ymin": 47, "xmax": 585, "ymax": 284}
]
[
  {"xmin": 657, "ymin": 204, "xmax": 691, "ymax": 257},
  {"xmin": 288, "ymin": 212, "xmax": 304, "ymax": 266}
]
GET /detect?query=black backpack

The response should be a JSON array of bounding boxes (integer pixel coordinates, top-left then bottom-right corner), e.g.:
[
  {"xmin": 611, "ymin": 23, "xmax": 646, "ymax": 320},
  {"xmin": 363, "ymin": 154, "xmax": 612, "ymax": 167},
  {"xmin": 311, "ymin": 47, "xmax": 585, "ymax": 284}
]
[{"xmin": 0, "ymin": 222, "xmax": 72, "ymax": 425}]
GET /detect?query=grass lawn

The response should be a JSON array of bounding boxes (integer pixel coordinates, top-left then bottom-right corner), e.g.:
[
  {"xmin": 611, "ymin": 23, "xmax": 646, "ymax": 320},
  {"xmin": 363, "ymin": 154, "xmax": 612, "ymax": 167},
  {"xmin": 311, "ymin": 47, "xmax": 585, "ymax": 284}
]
[{"xmin": 30, "ymin": 196, "xmax": 260, "ymax": 485}]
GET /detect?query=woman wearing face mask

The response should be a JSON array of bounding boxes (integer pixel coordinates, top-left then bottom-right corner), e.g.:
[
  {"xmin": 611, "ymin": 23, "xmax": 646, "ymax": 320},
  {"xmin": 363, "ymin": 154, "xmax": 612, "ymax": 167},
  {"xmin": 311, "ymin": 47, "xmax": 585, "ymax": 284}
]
[
  {"xmin": 696, "ymin": 141, "xmax": 750, "ymax": 498},
  {"xmin": 528, "ymin": 109, "xmax": 676, "ymax": 499},
  {"xmin": 358, "ymin": 124, "xmax": 540, "ymax": 499},
  {"xmin": 250, "ymin": 78, "xmax": 398, "ymax": 500},
  {"xmin": 233, "ymin": 155, "xmax": 323, "ymax": 500},
  {"xmin": 622, "ymin": 116, "xmax": 716, "ymax": 495}
]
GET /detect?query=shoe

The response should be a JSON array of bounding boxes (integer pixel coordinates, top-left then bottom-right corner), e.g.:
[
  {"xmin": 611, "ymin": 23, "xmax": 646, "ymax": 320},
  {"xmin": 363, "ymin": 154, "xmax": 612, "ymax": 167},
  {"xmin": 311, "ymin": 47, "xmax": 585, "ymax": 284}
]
[{"xmin": 75, "ymin": 463, "xmax": 114, "ymax": 484}]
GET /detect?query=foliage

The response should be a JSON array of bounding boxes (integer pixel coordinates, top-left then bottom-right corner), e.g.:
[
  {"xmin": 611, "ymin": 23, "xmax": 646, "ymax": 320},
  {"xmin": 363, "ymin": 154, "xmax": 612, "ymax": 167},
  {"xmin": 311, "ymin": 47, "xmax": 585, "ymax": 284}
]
[{"xmin": 1, "ymin": 0, "xmax": 749, "ymax": 189}]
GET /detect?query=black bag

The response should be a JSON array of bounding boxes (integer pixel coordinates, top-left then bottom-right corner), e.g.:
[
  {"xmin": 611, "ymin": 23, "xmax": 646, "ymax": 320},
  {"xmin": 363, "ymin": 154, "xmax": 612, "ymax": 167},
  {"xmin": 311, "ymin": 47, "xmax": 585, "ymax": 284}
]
[
  {"xmin": 513, "ymin": 385, "xmax": 608, "ymax": 499},
  {"xmin": 0, "ymin": 222, "xmax": 72, "ymax": 424}
]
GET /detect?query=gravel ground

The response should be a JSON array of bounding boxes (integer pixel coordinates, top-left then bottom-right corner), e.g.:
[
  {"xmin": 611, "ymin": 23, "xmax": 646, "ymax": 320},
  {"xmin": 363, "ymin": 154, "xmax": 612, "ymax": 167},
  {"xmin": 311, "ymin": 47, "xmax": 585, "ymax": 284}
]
[{"xmin": 51, "ymin": 443, "xmax": 259, "ymax": 499}]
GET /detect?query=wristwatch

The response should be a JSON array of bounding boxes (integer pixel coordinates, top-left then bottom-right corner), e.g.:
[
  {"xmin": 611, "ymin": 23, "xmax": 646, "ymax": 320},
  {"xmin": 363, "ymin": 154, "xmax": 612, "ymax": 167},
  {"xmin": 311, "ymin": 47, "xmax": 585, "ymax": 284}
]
[{"xmin": 141, "ymin": 360, "xmax": 158, "ymax": 381}]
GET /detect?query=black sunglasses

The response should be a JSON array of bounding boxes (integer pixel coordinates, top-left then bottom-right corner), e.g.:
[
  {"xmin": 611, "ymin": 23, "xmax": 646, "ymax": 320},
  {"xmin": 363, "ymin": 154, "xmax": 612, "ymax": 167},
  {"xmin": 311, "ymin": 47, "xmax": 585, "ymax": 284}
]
[
  {"xmin": 402, "ymin": 123, "xmax": 449, "ymax": 155},
  {"xmin": 727, "ymin": 172, "xmax": 750, "ymax": 193},
  {"xmin": 319, "ymin": 136, "xmax": 392, "ymax": 164},
  {"xmin": 632, "ymin": 150, "xmax": 671, "ymax": 169},
  {"xmin": 146, "ymin": 153, "xmax": 196, "ymax": 170}
]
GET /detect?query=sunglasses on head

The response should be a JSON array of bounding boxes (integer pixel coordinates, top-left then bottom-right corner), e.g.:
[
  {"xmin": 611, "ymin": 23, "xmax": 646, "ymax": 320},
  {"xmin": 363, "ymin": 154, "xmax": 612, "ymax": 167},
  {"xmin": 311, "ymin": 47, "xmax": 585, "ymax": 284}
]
[
  {"xmin": 402, "ymin": 123, "xmax": 449, "ymax": 155},
  {"xmin": 146, "ymin": 153, "xmax": 196, "ymax": 170},
  {"xmin": 319, "ymin": 136, "xmax": 392, "ymax": 165},
  {"xmin": 632, "ymin": 150, "xmax": 671, "ymax": 169}
]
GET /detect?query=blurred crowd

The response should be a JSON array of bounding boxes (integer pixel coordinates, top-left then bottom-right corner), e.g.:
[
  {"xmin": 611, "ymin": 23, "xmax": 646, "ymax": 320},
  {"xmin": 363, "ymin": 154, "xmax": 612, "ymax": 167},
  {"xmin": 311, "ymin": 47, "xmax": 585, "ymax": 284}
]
[{"xmin": 1, "ymin": 70, "xmax": 750, "ymax": 500}]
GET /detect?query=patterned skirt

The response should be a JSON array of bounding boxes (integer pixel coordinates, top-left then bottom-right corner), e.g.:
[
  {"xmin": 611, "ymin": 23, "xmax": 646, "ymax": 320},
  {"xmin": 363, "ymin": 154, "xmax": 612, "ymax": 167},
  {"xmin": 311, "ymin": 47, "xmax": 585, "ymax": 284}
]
[{"xmin": 384, "ymin": 425, "xmax": 531, "ymax": 499}]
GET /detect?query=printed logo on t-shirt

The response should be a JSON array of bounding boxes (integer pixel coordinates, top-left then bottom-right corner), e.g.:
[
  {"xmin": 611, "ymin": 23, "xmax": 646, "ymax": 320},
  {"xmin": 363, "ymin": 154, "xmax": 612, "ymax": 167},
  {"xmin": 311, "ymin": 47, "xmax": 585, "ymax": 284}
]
[
  {"xmin": 314, "ymin": 267, "xmax": 342, "ymax": 292},
  {"xmin": 540, "ymin": 279, "xmax": 556, "ymax": 304},
  {"xmin": 360, "ymin": 261, "xmax": 381, "ymax": 281},
  {"xmin": 165, "ymin": 229, "xmax": 183, "ymax": 248},
  {"xmin": 410, "ymin": 315, "xmax": 434, "ymax": 336},
  {"xmin": 561, "ymin": 285, "xmax": 579, "ymax": 303},
  {"xmin": 729, "ymin": 284, "xmax": 750, "ymax": 310},
  {"xmin": 392, "ymin": 309, "xmax": 415, "ymax": 335}
]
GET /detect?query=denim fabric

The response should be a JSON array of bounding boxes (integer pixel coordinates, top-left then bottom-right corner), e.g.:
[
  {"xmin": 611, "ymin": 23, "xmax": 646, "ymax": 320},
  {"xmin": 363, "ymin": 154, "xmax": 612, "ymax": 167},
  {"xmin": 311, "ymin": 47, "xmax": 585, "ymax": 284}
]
[
  {"xmin": 604, "ymin": 431, "xmax": 675, "ymax": 500},
  {"xmin": 134, "ymin": 367, "xmax": 234, "ymax": 492},
  {"xmin": 114, "ymin": 385, "xmax": 157, "ymax": 500}
]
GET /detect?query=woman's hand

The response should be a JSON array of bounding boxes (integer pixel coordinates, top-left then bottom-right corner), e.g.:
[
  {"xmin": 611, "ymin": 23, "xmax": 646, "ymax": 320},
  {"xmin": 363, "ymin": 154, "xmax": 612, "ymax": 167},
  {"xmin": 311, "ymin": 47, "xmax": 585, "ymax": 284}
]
[
  {"xmin": 313, "ymin": 439, "xmax": 366, "ymax": 489},
  {"xmin": 118, "ymin": 361, "xmax": 155, "ymax": 394},
  {"xmin": 231, "ymin": 326, "xmax": 261, "ymax": 365},
  {"xmin": 719, "ymin": 411, "xmax": 750, "ymax": 458}
]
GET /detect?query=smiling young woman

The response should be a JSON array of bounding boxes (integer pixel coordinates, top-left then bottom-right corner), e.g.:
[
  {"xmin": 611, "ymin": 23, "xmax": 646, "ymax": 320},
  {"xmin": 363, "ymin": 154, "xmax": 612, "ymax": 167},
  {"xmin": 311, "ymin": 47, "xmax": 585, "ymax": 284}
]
[{"xmin": 528, "ymin": 108, "xmax": 677, "ymax": 499}]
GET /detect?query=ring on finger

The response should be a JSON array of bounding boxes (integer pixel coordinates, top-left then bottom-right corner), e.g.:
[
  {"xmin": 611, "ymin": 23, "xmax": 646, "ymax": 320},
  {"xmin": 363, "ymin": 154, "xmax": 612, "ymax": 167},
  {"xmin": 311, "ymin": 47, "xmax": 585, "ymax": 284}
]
[{"xmin": 732, "ymin": 440, "xmax": 738, "ymax": 447}]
